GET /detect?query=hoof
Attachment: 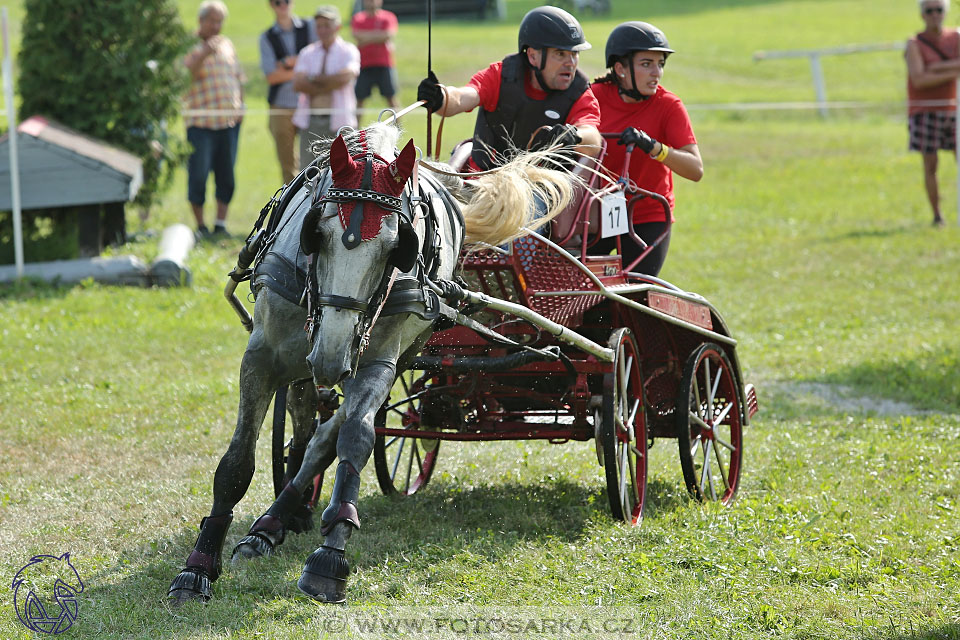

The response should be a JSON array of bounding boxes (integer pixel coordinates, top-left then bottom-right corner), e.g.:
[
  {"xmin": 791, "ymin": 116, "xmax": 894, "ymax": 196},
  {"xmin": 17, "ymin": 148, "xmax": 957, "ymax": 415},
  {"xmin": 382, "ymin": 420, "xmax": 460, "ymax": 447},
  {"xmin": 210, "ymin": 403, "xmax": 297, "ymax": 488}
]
[
  {"xmin": 167, "ymin": 568, "xmax": 212, "ymax": 606},
  {"xmin": 231, "ymin": 532, "xmax": 276, "ymax": 563},
  {"xmin": 297, "ymin": 546, "xmax": 349, "ymax": 604},
  {"xmin": 231, "ymin": 515, "xmax": 285, "ymax": 563}
]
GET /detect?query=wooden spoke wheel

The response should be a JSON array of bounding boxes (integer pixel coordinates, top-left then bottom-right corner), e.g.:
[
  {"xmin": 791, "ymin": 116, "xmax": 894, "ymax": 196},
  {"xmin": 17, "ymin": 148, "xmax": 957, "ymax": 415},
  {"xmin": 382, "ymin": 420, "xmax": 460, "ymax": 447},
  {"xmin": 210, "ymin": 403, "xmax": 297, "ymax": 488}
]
[
  {"xmin": 601, "ymin": 328, "xmax": 648, "ymax": 525},
  {"xmin": 373, "ymin": 369, "xmax": 441, "ymax": 496},
  {"xmin": 676, "ymin": 343, "xmax": 744, "ymax": 504}
]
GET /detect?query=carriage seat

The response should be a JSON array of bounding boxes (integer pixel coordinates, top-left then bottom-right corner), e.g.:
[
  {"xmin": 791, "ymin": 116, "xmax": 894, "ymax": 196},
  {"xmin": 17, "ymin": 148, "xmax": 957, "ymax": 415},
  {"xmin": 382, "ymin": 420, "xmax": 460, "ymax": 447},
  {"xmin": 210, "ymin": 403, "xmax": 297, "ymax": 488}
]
[
  {"xmin": 549, "ymin": 151, "xmax": 603, "ymax": 247},
  {"xmin": 448, "ymin": 140, "xmax": 473, "ymax": 173}
]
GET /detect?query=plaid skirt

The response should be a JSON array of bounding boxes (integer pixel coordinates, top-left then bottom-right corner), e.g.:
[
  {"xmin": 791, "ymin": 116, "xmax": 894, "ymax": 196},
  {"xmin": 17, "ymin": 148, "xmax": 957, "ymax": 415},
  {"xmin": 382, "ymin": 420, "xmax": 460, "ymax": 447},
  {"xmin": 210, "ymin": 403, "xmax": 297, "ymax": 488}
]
[{"xmin": 909, "ymin": 111, "xmax": 957, "ymax": 152}]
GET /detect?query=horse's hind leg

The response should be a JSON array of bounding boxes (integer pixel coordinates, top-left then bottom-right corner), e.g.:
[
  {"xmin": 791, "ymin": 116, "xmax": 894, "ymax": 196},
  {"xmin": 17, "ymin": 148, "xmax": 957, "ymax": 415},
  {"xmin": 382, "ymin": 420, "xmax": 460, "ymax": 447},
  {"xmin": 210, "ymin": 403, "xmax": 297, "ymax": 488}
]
[
  {"xmin": 167, "ymin": 345, "xmax": 278, "ymax": 605},
  {"xmin": 279, "ymin": 380, "xmax": 327, "ymax": 533}
]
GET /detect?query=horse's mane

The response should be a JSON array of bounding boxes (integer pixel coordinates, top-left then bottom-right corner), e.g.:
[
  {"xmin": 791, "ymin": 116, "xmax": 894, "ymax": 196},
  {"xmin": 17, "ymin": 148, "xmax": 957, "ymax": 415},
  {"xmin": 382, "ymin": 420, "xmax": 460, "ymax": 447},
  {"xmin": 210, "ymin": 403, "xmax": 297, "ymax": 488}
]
[
  {"xmin": 304, "ymin": 122, "xmax": 581, "ymax": 248},
  {"xmin": 306, "ymin": 123, "xmax": 401, "ymax": 169}
]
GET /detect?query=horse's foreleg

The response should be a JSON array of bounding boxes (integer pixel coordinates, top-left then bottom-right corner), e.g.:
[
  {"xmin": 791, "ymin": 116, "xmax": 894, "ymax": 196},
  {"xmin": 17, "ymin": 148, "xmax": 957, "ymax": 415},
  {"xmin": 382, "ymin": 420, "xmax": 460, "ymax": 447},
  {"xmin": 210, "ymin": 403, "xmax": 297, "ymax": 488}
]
[
  {"xmin": 232, "ymin": 401, "xmax": 345, "ymax": 563},
  {"xmin": 298, "ymin": 363, "xmax": 395, "ymax": 604},
  {"xmin": 231, "ymin": 381, "xmax": 325, "ymax": 559},
  {"xmin": 169, "ymin": 349, "xmax": 278, "ymax": 605}
]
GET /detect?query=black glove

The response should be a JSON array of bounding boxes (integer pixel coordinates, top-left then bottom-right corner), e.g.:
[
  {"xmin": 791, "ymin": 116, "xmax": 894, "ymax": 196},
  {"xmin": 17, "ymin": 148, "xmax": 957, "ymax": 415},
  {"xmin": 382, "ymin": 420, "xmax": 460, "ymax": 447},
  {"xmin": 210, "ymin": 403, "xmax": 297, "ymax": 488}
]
[
  {"xmin": 417, "ymin": 71, "xmax": 444, "ymax": 113},
  {"xmin": 529, "ymin": 124, "xmax": 582, "ymax": 151},
  {"xmin": 618, "ymin": 127, "xmax": 657, "ymax": 154}
]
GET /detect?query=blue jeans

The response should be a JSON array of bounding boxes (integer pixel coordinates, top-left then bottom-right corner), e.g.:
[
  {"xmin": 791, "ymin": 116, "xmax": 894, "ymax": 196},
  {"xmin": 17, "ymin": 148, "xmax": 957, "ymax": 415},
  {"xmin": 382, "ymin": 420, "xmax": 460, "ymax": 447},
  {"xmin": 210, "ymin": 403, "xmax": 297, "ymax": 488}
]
[{"xmin": 187, "ymin": 124, "xmax": 240, "ymax": 206}]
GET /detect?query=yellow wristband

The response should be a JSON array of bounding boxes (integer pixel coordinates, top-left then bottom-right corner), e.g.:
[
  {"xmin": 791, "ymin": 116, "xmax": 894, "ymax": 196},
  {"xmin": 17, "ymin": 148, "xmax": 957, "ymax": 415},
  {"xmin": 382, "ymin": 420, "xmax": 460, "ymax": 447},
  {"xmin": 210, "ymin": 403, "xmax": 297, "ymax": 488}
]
[{"xmin": 652, "ymin": 143, "xmax": 670, "ymax": 162}]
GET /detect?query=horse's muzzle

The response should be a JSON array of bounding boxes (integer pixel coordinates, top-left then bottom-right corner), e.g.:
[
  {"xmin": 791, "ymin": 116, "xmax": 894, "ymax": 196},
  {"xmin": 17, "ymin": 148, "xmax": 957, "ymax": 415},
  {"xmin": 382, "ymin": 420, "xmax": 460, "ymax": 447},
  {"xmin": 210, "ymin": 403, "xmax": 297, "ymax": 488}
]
[{"xmin": 306, "ymin": 338, "xmax": 354, "ymax": 387}]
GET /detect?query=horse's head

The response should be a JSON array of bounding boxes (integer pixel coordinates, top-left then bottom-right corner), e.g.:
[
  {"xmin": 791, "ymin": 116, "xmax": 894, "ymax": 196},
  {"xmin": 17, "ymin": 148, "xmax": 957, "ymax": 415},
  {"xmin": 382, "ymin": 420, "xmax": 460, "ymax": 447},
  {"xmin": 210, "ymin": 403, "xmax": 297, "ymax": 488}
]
[{"xmin": 300, "ymin": 130, "xmax": 418, "ymax": 385}]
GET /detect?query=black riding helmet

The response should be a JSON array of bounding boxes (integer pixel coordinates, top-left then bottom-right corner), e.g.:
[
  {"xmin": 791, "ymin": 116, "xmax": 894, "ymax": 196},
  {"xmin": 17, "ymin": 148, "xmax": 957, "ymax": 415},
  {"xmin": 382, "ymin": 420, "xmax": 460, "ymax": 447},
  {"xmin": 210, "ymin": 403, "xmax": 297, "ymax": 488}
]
[
  {"xmin": 518, "ymin": 6, "xmax": 591, "ymax": 92},
  {"xmin": 519, "ymin": 6, "xmax": 591, "ymax": 53},
  {"xmin": 605, "ymin": 21, "xmax": 674, "ymax": 100}
]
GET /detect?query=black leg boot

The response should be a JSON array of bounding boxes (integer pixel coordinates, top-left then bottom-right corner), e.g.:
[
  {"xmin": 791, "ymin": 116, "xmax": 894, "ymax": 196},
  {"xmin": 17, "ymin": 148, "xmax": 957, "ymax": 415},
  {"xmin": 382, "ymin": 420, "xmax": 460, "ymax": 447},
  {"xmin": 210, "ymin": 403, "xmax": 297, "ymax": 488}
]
[
  {"xmin": 297, "ymin": 461, "xmax": 360, "ymax": 603},
  {"xmin": 283, "ymin": 444, "xmax": 325, "ymax": 533},
  {"xmin": 230, "ymin": 483, "xmax": 303, "ymax": 561},
  {"xmin": 167, "ymin": 512, "xmax": 233, "ymax": 605}
]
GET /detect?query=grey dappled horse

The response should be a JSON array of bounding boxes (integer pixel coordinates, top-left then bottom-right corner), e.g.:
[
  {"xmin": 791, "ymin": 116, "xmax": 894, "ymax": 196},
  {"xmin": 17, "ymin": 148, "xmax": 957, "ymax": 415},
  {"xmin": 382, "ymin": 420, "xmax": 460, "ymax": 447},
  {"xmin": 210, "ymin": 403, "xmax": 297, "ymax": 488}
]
[{"xmin": 167, "ymin": 122, "xmax": 575, "ymax": 605}]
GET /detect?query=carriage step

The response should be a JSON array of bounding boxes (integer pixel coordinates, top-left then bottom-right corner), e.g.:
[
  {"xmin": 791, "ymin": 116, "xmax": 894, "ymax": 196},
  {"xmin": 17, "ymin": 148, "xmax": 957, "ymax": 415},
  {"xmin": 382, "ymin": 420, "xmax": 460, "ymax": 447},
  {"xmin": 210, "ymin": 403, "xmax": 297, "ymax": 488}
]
[{"xmin": 745, "ymin": 384, "xmax": 759, "ymax": 420}]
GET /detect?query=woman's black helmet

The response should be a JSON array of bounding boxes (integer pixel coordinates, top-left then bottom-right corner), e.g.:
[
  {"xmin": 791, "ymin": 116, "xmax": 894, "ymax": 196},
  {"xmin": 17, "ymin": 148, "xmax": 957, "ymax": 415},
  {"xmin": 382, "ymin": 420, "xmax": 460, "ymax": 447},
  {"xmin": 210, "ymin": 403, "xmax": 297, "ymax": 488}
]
[
  {"xmin": 605, "ymin": 21, "xmax": 673, "ymax": 67},
  {"xmin": 518, "ymin": 6, "xmax": 591, "ymax": 53}
]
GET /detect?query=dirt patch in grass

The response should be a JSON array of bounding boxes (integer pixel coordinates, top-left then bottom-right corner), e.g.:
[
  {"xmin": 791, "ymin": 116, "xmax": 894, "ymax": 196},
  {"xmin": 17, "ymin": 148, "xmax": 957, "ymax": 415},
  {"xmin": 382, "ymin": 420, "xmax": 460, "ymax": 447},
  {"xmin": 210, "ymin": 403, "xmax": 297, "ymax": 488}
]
[{"xmin": 780, "ymin": 382, "xmax": 946, "ymax": 417}]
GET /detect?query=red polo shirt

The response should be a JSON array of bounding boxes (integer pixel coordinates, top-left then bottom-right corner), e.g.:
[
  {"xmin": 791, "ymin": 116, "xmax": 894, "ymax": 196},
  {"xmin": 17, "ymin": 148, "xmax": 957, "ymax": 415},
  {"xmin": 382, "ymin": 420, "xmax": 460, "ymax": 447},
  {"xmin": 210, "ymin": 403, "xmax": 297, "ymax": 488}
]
[{"xmin": 593, "ymin": 81, "xmax": 696, "ymax": 224}]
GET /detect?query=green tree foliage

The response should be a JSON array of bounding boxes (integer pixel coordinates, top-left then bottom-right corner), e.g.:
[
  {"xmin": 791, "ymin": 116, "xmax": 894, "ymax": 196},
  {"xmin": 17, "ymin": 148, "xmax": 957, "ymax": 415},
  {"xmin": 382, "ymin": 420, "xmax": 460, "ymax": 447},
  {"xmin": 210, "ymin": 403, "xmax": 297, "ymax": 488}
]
[{"xmin": 17, "ymin": 0, "xmax": 192, "ymax": 208}]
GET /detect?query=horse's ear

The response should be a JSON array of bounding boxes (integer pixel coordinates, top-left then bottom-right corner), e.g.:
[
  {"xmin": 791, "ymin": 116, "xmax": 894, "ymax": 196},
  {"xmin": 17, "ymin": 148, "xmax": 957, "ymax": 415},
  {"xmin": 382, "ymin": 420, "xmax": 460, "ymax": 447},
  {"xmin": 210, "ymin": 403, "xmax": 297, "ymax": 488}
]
[
  {"xmin": 330, "ymin": 135, "xmax": 358, "ymax": 185},
  {"xmin": 384, "ymin": 139, "xmax": 417, "ymax": 196}
]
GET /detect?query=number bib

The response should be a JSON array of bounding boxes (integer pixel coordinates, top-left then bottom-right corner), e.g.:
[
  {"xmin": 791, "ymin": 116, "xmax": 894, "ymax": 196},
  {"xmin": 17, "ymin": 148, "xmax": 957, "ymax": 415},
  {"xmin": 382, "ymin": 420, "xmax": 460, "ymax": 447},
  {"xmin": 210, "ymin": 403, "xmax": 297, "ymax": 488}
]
[{"xmin": 600, "ymin": 192, "xmax": 629, "ymax": 239}]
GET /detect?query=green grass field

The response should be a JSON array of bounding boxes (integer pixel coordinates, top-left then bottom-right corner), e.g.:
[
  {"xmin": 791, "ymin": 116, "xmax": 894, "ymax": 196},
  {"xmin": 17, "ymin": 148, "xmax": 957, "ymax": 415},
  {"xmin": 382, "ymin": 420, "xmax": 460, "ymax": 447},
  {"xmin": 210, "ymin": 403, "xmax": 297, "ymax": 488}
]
[{"xmin": 2, "ymin": 1, "xmax": 960, "ymax": 638}]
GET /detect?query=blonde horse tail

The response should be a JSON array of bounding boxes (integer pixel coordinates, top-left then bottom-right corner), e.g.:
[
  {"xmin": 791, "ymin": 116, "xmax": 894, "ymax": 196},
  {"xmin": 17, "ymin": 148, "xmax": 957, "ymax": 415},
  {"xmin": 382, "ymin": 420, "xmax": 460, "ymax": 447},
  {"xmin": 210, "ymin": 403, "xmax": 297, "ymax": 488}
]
[{"xmin": 460, "ymin": 149, "xmax": 581, "ymax": 247}]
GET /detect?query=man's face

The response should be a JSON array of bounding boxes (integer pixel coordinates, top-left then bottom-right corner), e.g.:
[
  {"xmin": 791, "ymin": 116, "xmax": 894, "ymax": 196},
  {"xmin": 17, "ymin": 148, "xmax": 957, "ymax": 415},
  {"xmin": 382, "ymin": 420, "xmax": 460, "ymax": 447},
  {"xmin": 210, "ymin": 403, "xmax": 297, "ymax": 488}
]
[
  {"xmin": 198, "ymin": 10, "xmax": 224, "ymax": 39},
  {"xmin": 528, "ymin": 47, "xmax": 580, "ymax": 91},
  {"xmin": 921, "ymin": 1, "xmax": 947, "ymax": 25},
  {"xmin": 315, "ymin": 17, "xmax": 339, "ymax": 45},
  {"xmin": 363, "ymin": 0, "xmax": 382, "ymax": 12},
  {"xmin": 270, "ymin": 0, "xmax": 292, "ymax": 18}
]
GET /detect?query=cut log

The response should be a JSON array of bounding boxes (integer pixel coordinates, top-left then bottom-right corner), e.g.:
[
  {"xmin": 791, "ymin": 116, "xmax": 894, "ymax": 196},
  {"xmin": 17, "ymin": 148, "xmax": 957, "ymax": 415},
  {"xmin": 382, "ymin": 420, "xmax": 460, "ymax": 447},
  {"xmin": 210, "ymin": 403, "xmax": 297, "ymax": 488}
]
[
  {"xmin": 0, "ymin": 255, "xmax": 149, "ymax": 285},
  {"xmin": 149, "ymin": 224, "xmax": 195, "ymax": 287}
]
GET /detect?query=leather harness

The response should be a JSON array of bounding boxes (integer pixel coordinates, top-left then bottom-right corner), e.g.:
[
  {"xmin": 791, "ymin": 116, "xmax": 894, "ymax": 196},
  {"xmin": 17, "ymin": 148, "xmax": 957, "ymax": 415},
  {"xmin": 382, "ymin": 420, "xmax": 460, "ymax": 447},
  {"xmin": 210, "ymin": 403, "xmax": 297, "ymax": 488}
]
[{"xmin": 249, "ymin": 161, "xmax": 461, "ymax": 332}]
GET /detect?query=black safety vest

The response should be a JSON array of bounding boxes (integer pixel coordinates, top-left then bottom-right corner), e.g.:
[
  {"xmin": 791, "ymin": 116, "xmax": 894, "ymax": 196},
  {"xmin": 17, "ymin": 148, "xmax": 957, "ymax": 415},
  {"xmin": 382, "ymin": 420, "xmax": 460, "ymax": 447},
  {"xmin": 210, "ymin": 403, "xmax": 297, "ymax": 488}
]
[
  {"xmin": 264, "ymin": 19, "xmax": 311, "ymax": 104},
  {"xmin": 471, "ymin": 53, "xmax": 590, "ymax": 170}
]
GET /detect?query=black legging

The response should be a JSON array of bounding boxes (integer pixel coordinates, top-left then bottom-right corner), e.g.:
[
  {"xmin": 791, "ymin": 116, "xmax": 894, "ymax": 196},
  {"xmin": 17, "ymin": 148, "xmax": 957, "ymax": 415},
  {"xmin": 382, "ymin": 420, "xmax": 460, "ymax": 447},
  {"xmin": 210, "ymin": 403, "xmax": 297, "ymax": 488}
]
[{"xmin": 590, "ymin": 221, "xmax": 671, "ymax": 277}]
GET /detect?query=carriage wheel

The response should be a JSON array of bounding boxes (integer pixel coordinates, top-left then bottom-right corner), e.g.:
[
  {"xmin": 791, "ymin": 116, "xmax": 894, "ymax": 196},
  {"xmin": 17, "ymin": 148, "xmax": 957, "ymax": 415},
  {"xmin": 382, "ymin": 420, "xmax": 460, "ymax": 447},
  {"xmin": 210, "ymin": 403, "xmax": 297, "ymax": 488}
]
[
  {"xmin": 601, "ymin": 328, "xmax": 648, "ymax": 525},
  {"xmin": 676, "ymin": 343, "xmax": 743, "ymax": 504},
  {"xmin": 373, "ymin": 369, "xmax": 440, "ymax": 496}
]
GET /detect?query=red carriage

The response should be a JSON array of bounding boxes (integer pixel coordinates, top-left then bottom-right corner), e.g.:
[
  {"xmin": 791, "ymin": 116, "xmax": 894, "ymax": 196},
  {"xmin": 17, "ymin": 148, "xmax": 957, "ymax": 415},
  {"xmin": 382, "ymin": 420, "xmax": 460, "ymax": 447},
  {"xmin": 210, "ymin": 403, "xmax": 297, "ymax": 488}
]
[{"xmin": 369, "ymin": 134, "xmax": 758, "ymax": 524}]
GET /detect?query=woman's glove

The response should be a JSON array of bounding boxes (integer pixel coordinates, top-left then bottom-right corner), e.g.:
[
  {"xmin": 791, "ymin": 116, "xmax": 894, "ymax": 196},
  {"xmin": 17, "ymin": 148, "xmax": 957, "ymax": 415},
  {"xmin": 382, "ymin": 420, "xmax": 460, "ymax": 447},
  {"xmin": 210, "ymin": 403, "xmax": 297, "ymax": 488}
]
[{"xmin": 619, "ymin": 127, "xmax": 657, "ymax": 154}]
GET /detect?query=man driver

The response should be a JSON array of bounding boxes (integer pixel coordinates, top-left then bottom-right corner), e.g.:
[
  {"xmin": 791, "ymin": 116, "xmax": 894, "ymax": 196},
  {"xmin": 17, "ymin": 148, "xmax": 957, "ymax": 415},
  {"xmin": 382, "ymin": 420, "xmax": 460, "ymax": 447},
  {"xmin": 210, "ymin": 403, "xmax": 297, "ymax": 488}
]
[{"xmin": 416, "ymin": 5, "xmax": 602, "ymax": 173}]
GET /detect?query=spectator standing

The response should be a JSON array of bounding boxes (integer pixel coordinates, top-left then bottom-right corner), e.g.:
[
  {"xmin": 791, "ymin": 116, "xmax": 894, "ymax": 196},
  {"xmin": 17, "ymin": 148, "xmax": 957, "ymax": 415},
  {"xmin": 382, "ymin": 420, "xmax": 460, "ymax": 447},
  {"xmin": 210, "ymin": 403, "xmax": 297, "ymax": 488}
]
[
  {"xmin": 906, "ymin": 0, "xmax": 960, "ymax": 226},
  {"xmin": 260, "ymin": 0, "xmax": 316, "ymax": 184},
  {"xmin": 183, "ymin": 0, "xmax": 245, "ymax": 238},
  {"xmin": 351, "ymin": 0, "xmax": 399, "ymax": 114},
  {"xmin": 293, "ymin": 6, "xmax": 360, "ymax": 168},
  {"xmin": 590, "ymin": 22, "xmax": 702, "ymax": 276}
]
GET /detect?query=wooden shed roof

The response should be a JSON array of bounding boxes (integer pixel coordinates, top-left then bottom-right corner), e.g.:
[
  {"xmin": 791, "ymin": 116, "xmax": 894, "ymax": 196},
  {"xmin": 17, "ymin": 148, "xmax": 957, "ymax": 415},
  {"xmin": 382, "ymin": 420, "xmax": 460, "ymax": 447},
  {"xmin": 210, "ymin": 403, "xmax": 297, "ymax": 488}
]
[{"xmin": 0, "ymin": 116, "xmax": 143, "ymax": 210}]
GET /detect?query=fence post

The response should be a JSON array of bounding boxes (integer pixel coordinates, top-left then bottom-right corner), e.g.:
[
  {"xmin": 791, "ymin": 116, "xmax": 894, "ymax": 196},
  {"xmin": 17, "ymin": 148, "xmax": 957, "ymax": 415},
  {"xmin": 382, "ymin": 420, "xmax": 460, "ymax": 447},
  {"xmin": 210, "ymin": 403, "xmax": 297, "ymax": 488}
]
[
  {"xmin": 808, "ymin": 53, "xmax": 829, "ymax": 118},
  {"xmin": 2, "ymin": 8, "xmax": 23, "ymax": 279}
]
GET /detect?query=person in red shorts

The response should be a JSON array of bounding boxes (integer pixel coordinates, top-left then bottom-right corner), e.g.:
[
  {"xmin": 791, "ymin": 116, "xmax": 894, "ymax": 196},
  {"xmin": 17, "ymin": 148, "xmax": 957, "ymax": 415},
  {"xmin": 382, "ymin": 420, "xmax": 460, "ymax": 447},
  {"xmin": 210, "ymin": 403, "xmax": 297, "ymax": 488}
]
[
  {"xmin": 351, "ymin": 0, "xmax": 399, "ymax": 113},
  {"xmin": 906, "ymin": 0, "xmax": 960, "ymax": 226},
  {"xmin": 416, "ymin": 6, "xmax": 602, "ymax": 173},
  {"xmin": 591, "ymin": 21, "xmax": 703, "ymax": 276}
]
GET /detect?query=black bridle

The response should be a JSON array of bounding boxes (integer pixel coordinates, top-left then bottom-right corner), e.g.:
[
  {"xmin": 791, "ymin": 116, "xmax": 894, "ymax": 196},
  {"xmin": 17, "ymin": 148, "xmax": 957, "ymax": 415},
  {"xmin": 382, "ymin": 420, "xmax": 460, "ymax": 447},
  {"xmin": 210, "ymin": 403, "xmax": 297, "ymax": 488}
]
[{"xmin": 302, "ymin": 153, "xmax": 419, "ymax": 374}]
